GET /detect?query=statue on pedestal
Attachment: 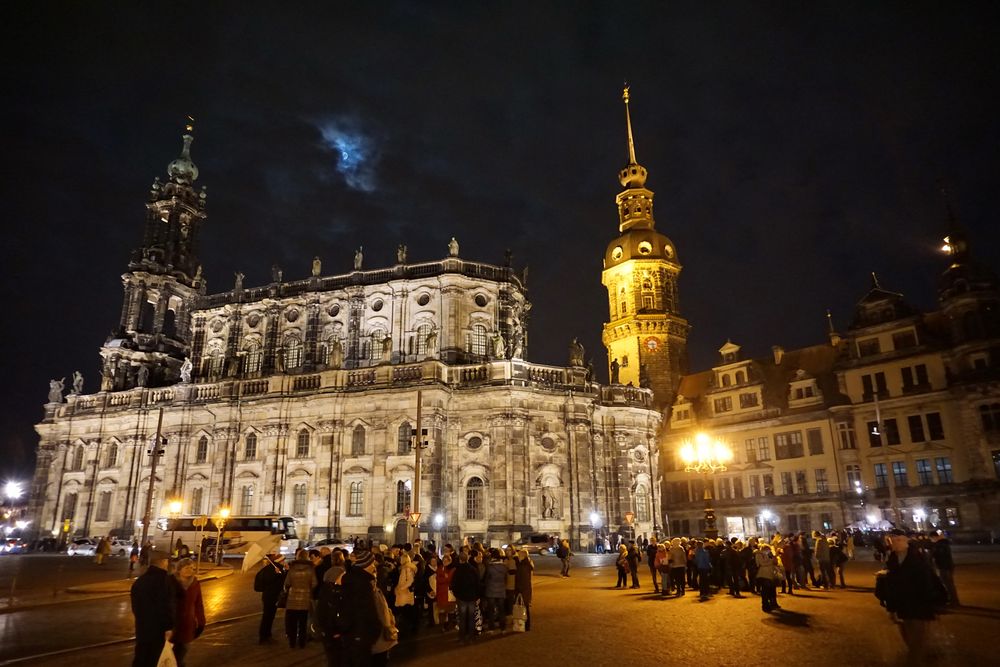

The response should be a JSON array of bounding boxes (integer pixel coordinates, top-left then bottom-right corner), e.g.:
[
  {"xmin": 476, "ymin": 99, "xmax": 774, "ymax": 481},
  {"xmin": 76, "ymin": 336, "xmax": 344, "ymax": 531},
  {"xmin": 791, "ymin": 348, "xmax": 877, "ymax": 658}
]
[
  {"xmin": 448, "ymin": 237, "xmax": 459, "ymax": 257},
  {"xmin": 425, "ymin": 328, "xmax": 438, "ymax": 355},
  {"xmin": 72, "ymin": 371, "xmax": 84, "ymax": 395},
  {"xmin": 568, "ymin": 338, "xmax": 585, "ymax": 367},
  {"xmin": 311, "ymin": 257, "xmax": 322, "ymax": 277},
  {"xmin": 397, "ymin": 244, "xmax": 407, "ymax": 264},
  {"xmin": 381, "ymin": 337, "xmax": 393, "ymax": 363},
  {"xmin": 354, "ymin": 247, "xmax": 364, "ymax": 270},
  {"xmin": 137, "ymin": 364, "xmax": 150, "ymax": 387},
  {"xmin": 492, "ymin": 332, "xmax": 506, "ymax": 359},
  {"xmin": 328, "ymin": 339, "xmax": 344, "ymax": 369},
  {"xmin": 610, "ymin": 358, "xmax": 620, "ymax": 384},
  {"xmin": 48, "ymin": 378, "xmax": 65, "ymax": 403},
  {"xmin": 180, "ymin": 357, "xmax": 193, "ymax": 384}
]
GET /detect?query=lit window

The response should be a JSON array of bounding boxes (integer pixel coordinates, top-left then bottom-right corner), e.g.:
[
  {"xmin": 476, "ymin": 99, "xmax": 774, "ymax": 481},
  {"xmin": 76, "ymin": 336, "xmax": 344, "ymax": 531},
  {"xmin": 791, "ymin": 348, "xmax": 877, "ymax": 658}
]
[
  {"xmin": 395, "ymin": 480, "xmax": 412, "ymax": 514},
  {"xmin": 635, "ymin": 486, "xmax": 650, "ymax": 522},
  {"xmin": 471, "ymin": 325, "xmax": 488, "ymax": 357},
  {"xmin": 916, "ymin": 459, "xmax": 933, "ymax": 485},
  {"xmin": 874, "ymin": 463, "xmax": 888, "ymax": 488},
  {"xmin": 292, "ymin": 484, "xmax": 307, "ymax": 516},
  {"xmin": 935, "ymin": 457, "xmax": 953, "ymax": 483},
  {"xmin": 348, "ymin": 482, "xmax": 364, "ymax": 516},
  {"xmin": 243, "ymin": 342, "xmax": 263, "ymax": 375},
  {"xmin": 815, "ymin": 469, "xmax": 829, "ymax": 493},
  {"xmin": 465, "ymin": 477, "xmax": 484, "ymax": 520},
  {"xmin": 244, "ymin": 433, "xmax": 257, "ymax": 460}
]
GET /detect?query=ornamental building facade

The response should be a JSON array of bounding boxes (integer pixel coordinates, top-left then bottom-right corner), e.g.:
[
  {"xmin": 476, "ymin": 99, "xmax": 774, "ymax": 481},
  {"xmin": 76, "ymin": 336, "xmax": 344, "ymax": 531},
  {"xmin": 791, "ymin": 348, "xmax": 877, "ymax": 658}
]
[{"xmin": 30, "ymin": 96, "xmax": 676, "ymax": 549}]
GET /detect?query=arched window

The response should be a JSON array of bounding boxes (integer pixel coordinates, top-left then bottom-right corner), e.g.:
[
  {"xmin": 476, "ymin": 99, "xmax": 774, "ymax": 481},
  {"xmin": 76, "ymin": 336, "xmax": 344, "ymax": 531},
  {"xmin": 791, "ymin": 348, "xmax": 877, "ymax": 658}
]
[
  {"xmin": 244, "ymin": 433, "xmax": 257, "ymax": 461},
  {"xmin": 415, "ymin": 324, "xmax": 432, "ymax": 356},
  {"xmin": 62, "ymin": 492, "xmax": 78, "ymax": 521},
  {"xmin": 370, "ymin": 329, "xmax": 386, "ymax": 362},
  {"xmin": 396, "ymin": 479, "xmax": 412, "ymax": 514},
  {"xmin": 296, "ymin": 429, "xmax": 310, "ymax": 458},
  {"xmin": 722, "ymin": 374, "xmax": 731, "ymax": 388},
  {"xmin": 351, "ymin": 425, "xmax": 366, "ymax": 456},
  {"xmin": 284, "ymin": 336, "xmax": 303, "ymax": 369},
  {"xmin": 243, "ymin": 341, "xmax": 263, "ymax": 375},
  {"xmin": 465, "ymin": 477, "xmax": 484, "ymax": 520},
  {"xmin": 163, "ymin": 308, "xmax": 177, "ymax": 338},
  {"xmin": 190, "ymin": 487, "xmax": 204, "ymax": 515},
  {"xmin": 104, "ymin": 442, "xmax": 118, "ymax": 468},
  {"xmin": 348, "ymin": 481, "xmax": 364, "ymax": 516},
  {"xmin": 635, "ymin": 485, "xmax": 650, "ymax": 523},
  {"xmin": 72, "ymin": 445, "xmax": 85, "ymax": 471},
  {"xmin": 735, "ymin": 371, "xmax": 746, "ymax": 384},
  {"xmin": 196, "ymin": 436, "xmax": 209, "ymax": 464},
  {"xmin": 398, "ymin": 422, "xmax": 413, "ymax": 454},
  {"xmin": 619, "ymin": 288, "xmax": 627, "ymax": 315},
  {"xmin": 96, "ymin": 491, "xmax": 112, "ymax": 522},
  {"xmin": 981, "ymin": 403, "xmax": 1000, "ymax": 432},
  {"xmin": 203, "ymin": 340, "xmax": 224, "ymax": 378},
  {"xmin": 471, "ymin": 324, "xmax": 488, "ymax": 357},
  {"xmin": 292, "ymin": 483, "xmax": 307, "ymax": 516},
  {"xmin": 239, "ymin": 485, "xmax": 254, "ymax": 515}
]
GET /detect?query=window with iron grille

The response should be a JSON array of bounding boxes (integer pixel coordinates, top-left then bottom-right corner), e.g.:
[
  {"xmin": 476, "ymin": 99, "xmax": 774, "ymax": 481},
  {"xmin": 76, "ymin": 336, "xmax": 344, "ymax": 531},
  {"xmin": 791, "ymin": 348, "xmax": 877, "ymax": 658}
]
[{"xmin": 465, "ymin": 477, "xmax": 484, "ymax": 520}]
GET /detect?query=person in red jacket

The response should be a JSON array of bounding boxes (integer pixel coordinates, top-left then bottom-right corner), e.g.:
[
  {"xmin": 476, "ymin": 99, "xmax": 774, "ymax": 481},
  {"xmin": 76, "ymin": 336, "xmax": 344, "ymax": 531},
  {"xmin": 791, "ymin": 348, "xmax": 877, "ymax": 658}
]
[{"xmin": 171, "ymin": 558, "xmax": 206, "ymax": 667}]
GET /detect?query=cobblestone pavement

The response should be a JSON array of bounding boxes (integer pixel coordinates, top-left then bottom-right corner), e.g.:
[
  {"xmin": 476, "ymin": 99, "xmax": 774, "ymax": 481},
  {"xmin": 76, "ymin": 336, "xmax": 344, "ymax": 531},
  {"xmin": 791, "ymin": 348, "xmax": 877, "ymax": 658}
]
[{"xmin": 2, "ymin": 548, "xmax": 998, "ymax": 666}]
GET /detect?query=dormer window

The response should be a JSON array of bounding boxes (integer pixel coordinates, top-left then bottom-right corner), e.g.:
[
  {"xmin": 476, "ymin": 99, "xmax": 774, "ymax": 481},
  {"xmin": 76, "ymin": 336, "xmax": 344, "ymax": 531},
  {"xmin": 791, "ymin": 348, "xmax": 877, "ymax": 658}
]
[{"xmin": 858, "ymin": 338, "xmax": 881, "ymax": 356}]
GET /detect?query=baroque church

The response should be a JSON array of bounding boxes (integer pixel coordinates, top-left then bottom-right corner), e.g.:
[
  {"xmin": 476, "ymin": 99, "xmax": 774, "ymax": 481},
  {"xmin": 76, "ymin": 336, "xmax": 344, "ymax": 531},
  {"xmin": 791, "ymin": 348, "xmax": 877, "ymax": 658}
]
[{"xmin": 30, "ymin": 92, "xmax": 686, "ymax": 549}]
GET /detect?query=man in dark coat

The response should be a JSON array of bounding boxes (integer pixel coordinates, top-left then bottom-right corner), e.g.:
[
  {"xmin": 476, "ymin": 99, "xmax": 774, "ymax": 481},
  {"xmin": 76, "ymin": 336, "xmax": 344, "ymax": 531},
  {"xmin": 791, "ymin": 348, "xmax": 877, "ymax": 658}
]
[
  {"xmin": 880, "ymin": 529, "xmax": 945, "ymax": 664},
  {"xmin": 450, "ymin": 552, "xmax": 482, "ymax": 644},
  {"xmin": 130, "ymin": 553, "xmax": 176, "ymax": 667},
  {"xmin": 626, "ymin": 541, "xmax": 641, "ymax": 588},
  {"xmin": 253, "ymin": 553, "xmax": 287, "ymax": 644},
  {"xmin": 341, "ymin": 550, "xmax": 382, "ymax": 664},
  {"xmin": 931, "ymin": 532, "xmax": 959, "ymax": 606}
]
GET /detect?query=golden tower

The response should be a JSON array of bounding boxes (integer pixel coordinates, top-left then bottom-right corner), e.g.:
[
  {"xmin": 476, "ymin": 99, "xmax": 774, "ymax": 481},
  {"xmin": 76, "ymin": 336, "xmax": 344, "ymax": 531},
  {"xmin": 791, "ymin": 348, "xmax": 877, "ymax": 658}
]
[{"xmin": 601, "ymin": 86, "xmax": 688, "ymax": 408}]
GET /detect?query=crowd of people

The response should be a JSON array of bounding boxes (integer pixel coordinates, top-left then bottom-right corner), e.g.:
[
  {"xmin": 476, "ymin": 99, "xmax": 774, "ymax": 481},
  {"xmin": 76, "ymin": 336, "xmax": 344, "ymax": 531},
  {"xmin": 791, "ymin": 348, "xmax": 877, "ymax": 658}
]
[{"xmin": 254, "ymin": 539, "xmax": 536, "ymax": 666}]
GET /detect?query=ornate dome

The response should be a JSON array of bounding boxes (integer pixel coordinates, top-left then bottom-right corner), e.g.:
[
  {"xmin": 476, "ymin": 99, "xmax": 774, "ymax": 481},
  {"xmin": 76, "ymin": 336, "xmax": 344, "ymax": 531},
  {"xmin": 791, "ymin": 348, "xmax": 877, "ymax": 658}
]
[{"xmin": 167, "ymin": 133, "xmax": 199, "ymax": 185}]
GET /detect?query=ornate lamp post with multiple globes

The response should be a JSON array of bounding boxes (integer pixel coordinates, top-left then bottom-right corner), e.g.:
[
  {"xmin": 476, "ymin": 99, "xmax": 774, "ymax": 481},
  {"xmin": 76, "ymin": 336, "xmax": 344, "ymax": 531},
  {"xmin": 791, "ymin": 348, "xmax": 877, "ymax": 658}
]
[{"xmin": 679, "ymin": 432, "xmax": 733, "ymax": 539}]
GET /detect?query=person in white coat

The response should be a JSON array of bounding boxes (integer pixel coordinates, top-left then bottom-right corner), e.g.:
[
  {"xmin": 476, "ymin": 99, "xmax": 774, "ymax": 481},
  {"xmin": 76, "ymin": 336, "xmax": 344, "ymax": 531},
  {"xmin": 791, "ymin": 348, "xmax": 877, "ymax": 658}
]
[{"xmin": 394, "ymin": 553, "xmax": 418, "ymax": 637}]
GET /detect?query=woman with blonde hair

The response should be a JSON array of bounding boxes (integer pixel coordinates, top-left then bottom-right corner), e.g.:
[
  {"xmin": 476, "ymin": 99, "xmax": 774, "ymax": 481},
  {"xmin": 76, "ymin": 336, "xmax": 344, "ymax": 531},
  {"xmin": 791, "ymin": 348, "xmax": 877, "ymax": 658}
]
[
  {"xmin": 614, "ymin": 544, "xmax": 629, "ymax": 588},
  {"xmin": 394, "ymin": 552, "xmax": 418, "ymax": 636},
  {"xmin": 171, "ymin": 558, "xmax": 206, "ymax": 667}
]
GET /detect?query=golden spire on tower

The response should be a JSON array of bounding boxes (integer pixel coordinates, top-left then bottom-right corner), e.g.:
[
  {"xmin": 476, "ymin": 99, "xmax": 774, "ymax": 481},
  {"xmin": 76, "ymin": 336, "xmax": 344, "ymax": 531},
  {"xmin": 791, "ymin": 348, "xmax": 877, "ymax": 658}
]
[{"xmin": 623, "ymin": 84, "xmax": 637, "ymax": 165}]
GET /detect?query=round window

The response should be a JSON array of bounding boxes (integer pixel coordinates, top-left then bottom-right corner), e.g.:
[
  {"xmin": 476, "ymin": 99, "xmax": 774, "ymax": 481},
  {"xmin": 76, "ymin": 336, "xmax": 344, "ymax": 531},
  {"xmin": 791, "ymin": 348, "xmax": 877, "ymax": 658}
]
[
  {"xmin": 664, "ymin": 245, "xmax": 674, "ymax": 259},
  {"xmin": 247, "ymin": 313, "xmax": 261, "ymax": 328},
  {"xmin": 372, "ymin": 299, "xmax": 383, "ymax": 312},
  {"xmin": 285, "ymin": 309, "xmax": 299, "ymax": 322},
  {"xmin": 475, "ymin": 294, "xmax": 488, "ymax": 308},
  {"xmin": 417, "ymin": 293, "xmax": 430, "ymax": 306},
  {"xmin": 328, "ymin": 304, "xmax": 340, "ymax": 317},
  {"xmin": 540, "ymin": 437, "xmax": 556, "ymax": 452},
  {"xmin": 211, "ymin": 320, "xmax": 223, "ymax": 333},
  {"xmin": 637, "ymin": 241, "xmax": 653, "ymax": 255},
  {"xmin": 611, "ymin": 246, "xmax": 624, "ymax": 261},
  {"xmin": 467, "ymin": 436, "xmax": 483, "ymax": 450},
  {"xmin": 634, "ymin": 449, "xmax": 647, "ymax": 463}
]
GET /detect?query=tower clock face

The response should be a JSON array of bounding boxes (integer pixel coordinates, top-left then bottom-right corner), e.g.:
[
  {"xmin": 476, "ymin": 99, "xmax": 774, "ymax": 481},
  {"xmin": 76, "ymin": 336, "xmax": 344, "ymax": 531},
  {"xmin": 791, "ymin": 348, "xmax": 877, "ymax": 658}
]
[{"xmin": 644, "ymin": 337, "xmax": 659, "ymax": 352}]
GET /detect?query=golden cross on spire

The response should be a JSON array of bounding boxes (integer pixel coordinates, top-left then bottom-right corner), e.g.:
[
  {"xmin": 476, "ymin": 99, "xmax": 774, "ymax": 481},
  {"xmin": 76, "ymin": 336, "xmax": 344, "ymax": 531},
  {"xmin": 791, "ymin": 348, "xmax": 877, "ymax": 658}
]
[{"xmin": 622, "ymin": 83, "xmax": 637, "ymax": 165}]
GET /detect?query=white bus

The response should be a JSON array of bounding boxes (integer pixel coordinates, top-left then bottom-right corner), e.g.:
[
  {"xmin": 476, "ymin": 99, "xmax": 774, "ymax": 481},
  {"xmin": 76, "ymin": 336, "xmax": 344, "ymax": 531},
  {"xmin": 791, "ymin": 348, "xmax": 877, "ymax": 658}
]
[{"xmin": 153, "ymin": 515, "xmax": 301, "ymax": 557}]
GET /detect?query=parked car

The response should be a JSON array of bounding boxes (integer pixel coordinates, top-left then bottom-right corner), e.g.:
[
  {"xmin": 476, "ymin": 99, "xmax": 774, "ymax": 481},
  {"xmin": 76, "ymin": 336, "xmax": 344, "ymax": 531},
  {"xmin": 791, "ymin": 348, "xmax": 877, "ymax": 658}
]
[
  {"xmin": 2, "ymin": 538, "xmax": 26, "ymax": 554},
  {"xmin": 512, "ymin": 533, "xmax": 555, "ymax": 555},
  {"xmin": 108, "ymin": 538, "xmax": 133, "ymax": 556},
  {"xmin": 304, "ymin": 537, "xmax": 354, "ymax": 554},
  {"xmin": 67, "ymin": 538, "xmax": 97, "ymax": 556}
]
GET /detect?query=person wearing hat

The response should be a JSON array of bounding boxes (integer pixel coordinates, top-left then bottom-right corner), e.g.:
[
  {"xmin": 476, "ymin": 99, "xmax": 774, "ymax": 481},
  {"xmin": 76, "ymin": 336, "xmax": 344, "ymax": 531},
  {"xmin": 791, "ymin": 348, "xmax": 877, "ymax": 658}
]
[
  {"xmin": 754, "ymin": 543, "xmax": 780, "ymax": 613},
  {"xmin": 341, "ymin": 550, "xmax": 386, "ymax": 662},
  {"xmin": 254, "ymin": 552, "xmax": 287, "ymax": 644},
  {"xmin": 880, "ymin": 528, "xmax": 946, "ymax": 663},
  {"xmin": 130, "ymin": 552, "xmax": 176, "ymax": 666}
]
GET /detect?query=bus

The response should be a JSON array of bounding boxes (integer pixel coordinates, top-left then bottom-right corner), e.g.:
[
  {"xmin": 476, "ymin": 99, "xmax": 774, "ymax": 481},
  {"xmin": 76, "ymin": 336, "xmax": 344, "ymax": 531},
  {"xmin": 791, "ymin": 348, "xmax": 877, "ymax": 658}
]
[{"xmin": 153, "ymin": 515, "xmax": 301, "ymax": 558}]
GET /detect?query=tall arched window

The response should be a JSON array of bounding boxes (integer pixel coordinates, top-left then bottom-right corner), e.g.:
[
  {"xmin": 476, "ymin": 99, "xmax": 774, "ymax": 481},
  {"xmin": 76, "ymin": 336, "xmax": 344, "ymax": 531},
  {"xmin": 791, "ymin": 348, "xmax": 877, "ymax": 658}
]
[
  {"xmin": 635, "ymin": 485, "xmax": 650, "ymax": 523},
  {"xmin": 96, "ymin": 491, "xmax": 112, "ymax": 521},
  {"xmin": 190, "ymin": 487, "xmax": 204, "ymax": 515},
  {"xmin": 415, "ymin": 324, "xmax": 432, "ymax": 356},
  {"xmin": 284, "ymin": 336, "xmax": 303, "ymax": 369},
  {"xmin": 735, "ymin": 371, "xmax": 746, "ymax": 384},
  {"xmin": 239, "ymin": 485, "xmax": 254, "ymax": 515},
  {"xmin": 72, "ymin": 445, "xmax": 85, "ymax": 471},
  {"xmin": 351, "ymin": 425, "xmax": 365, "ymax": 456},
  {"xmin": 465, "ymin": 477, "xmax": 484, "ymax": 520},
  {"xmin": 244, "ymin": 433, "xmax": 257, "ymax": 461},
  {"xmin": 348, "ymin": 481, "xmax": 364, "ymax": 516},
  {"xmin": 104, "ymin": 442, "xmax": 118, "ymax": 468},
  {"xmin": 196, "ymin": 436, "xmax": 209, "ymax": 463},
  {"xmin": 396, "ymin": 479, "xmax": 412, "ymax": 514},
  {"xmin": 370, "ymin": 329, "xmax": 386, "ymax": 362},
  {"xmin": 204, "ymin": 341, "xmax": 224, "ymax": 378},
  {"xmin": 722, "ymin": 374, "xmax": 732, "ymax": 387},
  {"xmin": 296, "ymin": 429, "xmax": 310, "ymax": 458},
  {"xmin": 398, "ymin": 422, "xmax": 413, "ymax": 454},
  {"xmin": 471, "ymin": 324, "xmax": 488, "ymax": 357},
  {"xmin": 243, "ymin": 341, "xmax": 263, "ymax": 375},
  {"xmin": 62, "ymin": 492, "xmax": 78, "ymax": 521},
  {"xmin": 292, "ymin": 483, "xmax": 307, "ymax": 516}
]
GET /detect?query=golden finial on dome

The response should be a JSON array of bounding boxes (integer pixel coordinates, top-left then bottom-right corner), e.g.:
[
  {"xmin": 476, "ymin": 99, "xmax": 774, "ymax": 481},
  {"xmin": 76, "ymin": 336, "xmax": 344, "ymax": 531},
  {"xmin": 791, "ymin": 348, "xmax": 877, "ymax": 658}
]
[{"xmin": 623, "ymin": 83, "xmax": 637, "ymax": 165}]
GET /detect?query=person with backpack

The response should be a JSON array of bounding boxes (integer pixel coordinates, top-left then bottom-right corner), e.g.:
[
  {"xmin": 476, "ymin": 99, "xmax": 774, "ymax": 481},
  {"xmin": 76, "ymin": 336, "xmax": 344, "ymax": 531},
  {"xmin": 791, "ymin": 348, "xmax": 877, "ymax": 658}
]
[
  {"xmin": 316, "ymin": 552, "xmax": 347, "ymax": 667},
  {"xmin": 556, "ymin": 538, "xmax": 572, "ymax": 577},
  {"xmin": 253, "ymin": 552, "xmax": 287, "ymax": 644}
]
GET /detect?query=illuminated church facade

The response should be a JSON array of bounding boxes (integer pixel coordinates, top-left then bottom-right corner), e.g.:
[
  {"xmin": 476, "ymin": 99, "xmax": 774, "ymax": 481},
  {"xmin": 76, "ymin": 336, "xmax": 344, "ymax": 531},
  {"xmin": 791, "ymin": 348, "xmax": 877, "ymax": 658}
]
[{"xmin": 30, "ymin": 101, "xmax": 670, "ymax": 548}]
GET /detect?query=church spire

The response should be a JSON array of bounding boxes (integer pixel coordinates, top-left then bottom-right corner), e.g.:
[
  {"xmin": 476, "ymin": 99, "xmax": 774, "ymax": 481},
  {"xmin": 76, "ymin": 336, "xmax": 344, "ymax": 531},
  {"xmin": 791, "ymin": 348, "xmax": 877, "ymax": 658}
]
[
  {"xmin": 167, "ymin": 116, "xmax": 199, "ymax": 185},
  {"xmin": 618, "ymin": 85, "xmax": 648, "ymax": 189}
]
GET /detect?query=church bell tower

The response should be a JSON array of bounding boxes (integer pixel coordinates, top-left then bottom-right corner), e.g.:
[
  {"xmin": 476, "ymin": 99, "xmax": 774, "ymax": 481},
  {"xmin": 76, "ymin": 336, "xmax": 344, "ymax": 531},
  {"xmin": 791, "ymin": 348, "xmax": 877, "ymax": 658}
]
[
  {"xmin": 601, "ymin": 87, "xmax": 688, "ymax": 408},
  {"xmin": 99, "ymin": 122, "xmax": 208, "ymax": 391}
]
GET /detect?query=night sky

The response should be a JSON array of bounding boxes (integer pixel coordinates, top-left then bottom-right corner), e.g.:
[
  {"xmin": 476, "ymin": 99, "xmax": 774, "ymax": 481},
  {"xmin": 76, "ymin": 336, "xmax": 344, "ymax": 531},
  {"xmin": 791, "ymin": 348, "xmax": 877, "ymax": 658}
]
[{"xmin": 3, "ymin": 3, "xmax": 998, "ymax": 482}]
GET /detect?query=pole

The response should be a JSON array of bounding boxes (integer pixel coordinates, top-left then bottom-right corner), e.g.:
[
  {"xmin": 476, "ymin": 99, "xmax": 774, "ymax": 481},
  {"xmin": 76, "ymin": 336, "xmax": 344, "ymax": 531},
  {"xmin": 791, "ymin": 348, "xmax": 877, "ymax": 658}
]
[
  {"xmin": 139, "ymin": 408, "xmax": 164, "ymax": 550},
  {"xmin": 873, "ymin": 393, "xmax": 900, "ymax": 526},
  {"xmin": 412, "ymin": 390, "xmax": 422, "ymax": 544}
]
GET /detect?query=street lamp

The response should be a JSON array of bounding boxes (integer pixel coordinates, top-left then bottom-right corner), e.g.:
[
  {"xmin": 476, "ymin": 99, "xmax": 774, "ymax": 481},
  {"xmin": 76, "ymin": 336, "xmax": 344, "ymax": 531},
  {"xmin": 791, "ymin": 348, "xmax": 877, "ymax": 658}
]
[
  {"xmin": 4, "ymin": 481, "xmax": 23, "ymax": 501},
  {"xmin": 214, "ymin": 506, "xmax": 230, "ymax": 565},
  {"xmin": 168, "ymin": 498, "xmax": 182, "ymax": 556},
  {"xmin": 679, "ymin": 432, "xmax": 732, "ymax": 539}
]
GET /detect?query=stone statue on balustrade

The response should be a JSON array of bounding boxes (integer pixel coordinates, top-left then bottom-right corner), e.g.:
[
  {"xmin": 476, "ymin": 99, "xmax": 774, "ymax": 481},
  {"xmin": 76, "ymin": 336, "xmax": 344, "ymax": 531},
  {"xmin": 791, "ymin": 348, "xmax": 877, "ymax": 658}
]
[
  {"xmin": 397, "ymin": 244, "xmax": 407, "ymax": 264},
  {"xmin": 328, "ymin": 339, "xmax": 344, "ymax": 369},
  {"xmin": 72, "ymin": 371, "xmax": 84, "ymax": 395},
  {"xmin": 180, "ymin": 358, "xmax": 193, "ymax": 383},
  {"xmin": 271, "ymin": 264, "xmax": 283, "ymax": 283},
  {"xmin": 48, "ymin": 378, "xmax": 65, "ymax": 403},
  {"xmin": 492, "ymin": 332, "xmax": 506, "ymax": 359},
  {"xmin": 448, "ymin": 237, "xmax": 459, "ymax": 257},
  {"xmin": 354, "ymin": 247, "xmax": 364, "ymax": 270},
  {"xmin": 234, "ymin": 271, "xmax": 244, "ymax": 292},
  {"xmin": 311, "ymin": 256, "xmax": 322, "ymax": 277},
  {"xmin": 425, "ymin": 328, "xmax": 438, "ymax": 356},
  {"xmin": 137, "ymin": 364, "xmax": 150, "ymax": 387},
  {"xmin": 568, "ymin": 338, "xmax": 585, "ymax": 367}
]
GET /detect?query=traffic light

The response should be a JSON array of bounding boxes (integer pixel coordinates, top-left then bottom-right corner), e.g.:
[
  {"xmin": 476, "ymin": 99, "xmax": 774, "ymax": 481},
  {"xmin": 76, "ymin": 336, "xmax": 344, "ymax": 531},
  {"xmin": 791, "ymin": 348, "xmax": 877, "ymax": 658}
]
[{"xmin": 146, "ymin": 436, "xmax": 167, "ymax": 457}]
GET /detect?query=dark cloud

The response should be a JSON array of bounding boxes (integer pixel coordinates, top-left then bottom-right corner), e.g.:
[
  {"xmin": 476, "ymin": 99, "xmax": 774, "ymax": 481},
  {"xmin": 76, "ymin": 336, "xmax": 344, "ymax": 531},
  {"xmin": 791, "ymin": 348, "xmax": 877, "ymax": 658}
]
[{"xmin": 2, "ymin": 2, "xmax": 998, "ymax": 480}]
